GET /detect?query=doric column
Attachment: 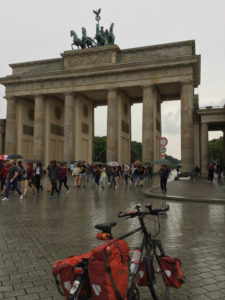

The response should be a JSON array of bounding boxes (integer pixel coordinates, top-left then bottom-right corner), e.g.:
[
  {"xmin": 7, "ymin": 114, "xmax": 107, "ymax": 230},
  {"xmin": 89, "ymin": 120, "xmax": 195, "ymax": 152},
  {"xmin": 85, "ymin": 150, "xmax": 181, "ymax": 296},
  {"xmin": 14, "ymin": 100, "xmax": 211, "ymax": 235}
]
[
  {"xmin": 180, "ymin": 82, "xmax": 194, "ymax": 173},
  {"xmin": 142, "ymin": 85, "xmax": 154, "ymax": 163},
  {"xmin": 63, "ymin": 92, "xmax": 74, "ymax": 163},
  {"xmin": 200, "ymin": 123, "xmax": 208, "ymax": 177},
  {"xmin": 33, "ymin": 95, "xmax": 45, "ymax": 161},
  {"xmin": 5, "ymin": 97, "xmax": 17, "ymax": 154},
  {"xmin": 107, "ymin": 89, "xmax": 118, "ymax": 162}
]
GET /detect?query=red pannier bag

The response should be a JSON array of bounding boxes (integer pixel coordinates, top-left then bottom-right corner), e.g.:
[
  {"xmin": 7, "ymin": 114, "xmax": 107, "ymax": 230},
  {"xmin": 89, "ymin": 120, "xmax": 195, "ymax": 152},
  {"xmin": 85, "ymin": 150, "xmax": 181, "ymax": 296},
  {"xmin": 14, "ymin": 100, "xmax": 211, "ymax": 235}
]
[
  {"xmin": 137, "ymin": 257, "xmax": 155, "ymax": 286},
  {"xmin": 88, "ymin": 239, "xmax": 129, "ymax": 300},
  {"xmin": 53, "ymin": 252, "xmax": 91, "ymax": 300},
  {"xmin": 160, "ymin": 256, "xmax": 184, "ymax": 288}
]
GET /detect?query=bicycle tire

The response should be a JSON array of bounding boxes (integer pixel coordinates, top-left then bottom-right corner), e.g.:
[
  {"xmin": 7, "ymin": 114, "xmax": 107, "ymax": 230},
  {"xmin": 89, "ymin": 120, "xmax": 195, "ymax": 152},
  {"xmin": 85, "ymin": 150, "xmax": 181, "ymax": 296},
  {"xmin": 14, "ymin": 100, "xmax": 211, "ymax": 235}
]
[
  {"xmin": 146, "ymin": 244, "xmax": 169, "ymax": 300},
  {"xmin": 71, "ymin": 275, "xmax": 92, "ymax": 300}
]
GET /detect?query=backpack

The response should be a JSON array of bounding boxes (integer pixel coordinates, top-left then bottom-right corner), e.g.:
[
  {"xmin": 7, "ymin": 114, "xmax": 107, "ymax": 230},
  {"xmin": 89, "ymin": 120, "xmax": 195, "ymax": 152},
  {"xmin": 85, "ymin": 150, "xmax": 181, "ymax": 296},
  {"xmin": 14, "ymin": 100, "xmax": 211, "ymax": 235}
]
[
  {"xmin": 88, "ymin": 239, "xmax": 129, "ymax": 300},
  {"xmin": 52, "ymin": 252, "xmax": 91, "ymax": 300},
  {"xmin": 160, "ymin": 256, "xmax": 184, "ymax": 288}
]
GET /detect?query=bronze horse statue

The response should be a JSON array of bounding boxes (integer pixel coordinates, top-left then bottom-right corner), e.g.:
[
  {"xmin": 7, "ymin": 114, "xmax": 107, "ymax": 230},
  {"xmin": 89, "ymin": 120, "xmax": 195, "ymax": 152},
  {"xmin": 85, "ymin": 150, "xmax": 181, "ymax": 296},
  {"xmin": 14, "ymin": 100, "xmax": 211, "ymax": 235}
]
[
  {"xmin": 82, "ymin": 27, "xmax": 96, "ymax": 48},
  {"xmin": 70, "ymin": 30, "xmax": 84, "ymax": 49}
]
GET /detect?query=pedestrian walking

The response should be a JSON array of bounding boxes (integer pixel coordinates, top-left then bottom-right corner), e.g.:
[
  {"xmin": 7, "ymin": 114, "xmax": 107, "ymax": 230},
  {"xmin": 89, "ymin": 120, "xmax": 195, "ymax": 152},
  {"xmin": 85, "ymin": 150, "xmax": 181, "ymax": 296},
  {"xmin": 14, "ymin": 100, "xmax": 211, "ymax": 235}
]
[
  {"xmin": 216, "ymin": 162, "xmax": 223, "ymax": 181},
  {"xmin": 1, "ymin": 161, "xmax": 9, "ymax": 196},
  {"xmin": 86, "ymin": 163, "xmax": 91, "ymax": 184},
  {"xmin": 48, "ymin": 160, "xmax": 60, "ymax": 199},
  {"xmin": 123, "ymin": 165, "xmax": 130, "ymax": 184},
  {"xmin": 94, "ymin": 166, "xmax": 101, "ymax": 187},
  {"xmin": 2, "ymin": 160, "xmax": 23, "ymax": 201},
  {"xmin": 59, "ymin": 162, "xmax": 69, "ymax": 193},
  {"xmin": 158, "ymin": 165, "xmax": 169, "ymax": 195},
  {"xmin": 99, "ymin": 166, "xmax": 107, "ymax": 189},
  {"xmin": 79, "ymin": 163, "xmax": 86, "ymax": 187},
  {"xmin": 35, "ymin": 162, "xmax": 43, "ymax": 193},
  {"xmin": 72, "ymin": 163, "xmax": 81, "ymax": 187},
  {"xmin": 138, "ymin": 165, "xmax": 145, "ymax": 187},
  {"xmin": 0, "ymin": 160, "xmax": 4, "ymax": 192},
  {"xmin": 17, "ymin": 161, "xmax": 24, "ymax": 190},
  {"xmin": 23, "ymin": 162, "xmax": 37, "ymax": 197},
  {"xmin": 115, "ymin": 167, "xmax": 120, "ymax": 189},
  {"xmin": 208, "ymin": 163, "xmax": 215, "ymax": 184}
]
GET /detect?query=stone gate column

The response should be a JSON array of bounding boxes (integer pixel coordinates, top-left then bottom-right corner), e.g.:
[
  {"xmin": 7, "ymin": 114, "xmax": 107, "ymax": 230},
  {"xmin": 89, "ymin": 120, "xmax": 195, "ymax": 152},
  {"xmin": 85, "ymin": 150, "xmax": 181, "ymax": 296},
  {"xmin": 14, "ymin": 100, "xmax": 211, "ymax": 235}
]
[
  {"xmin": 63, "ymin": 92, "xmax": 74, "ymax": 163},
  {"xmin": 200, "ymin": 123, "xmax": 208, "ymax": 177},
  {"xmin": 33, "ymin": 95, "xmax": 45, "ymax": 161},
  {"xmin": 181, "ymin": 82, "xmax": 194, "ymax": 173},
  {"xmin": 107, "ymin": 89, "xmax": 118, "ymax": 162},
  {"xmin": 5, "ymin": 97, "xmax": 17, "ymax": 154},
  {"xmin": 142, "ymin": 85, "xmax": 154, "ymax": 163}
]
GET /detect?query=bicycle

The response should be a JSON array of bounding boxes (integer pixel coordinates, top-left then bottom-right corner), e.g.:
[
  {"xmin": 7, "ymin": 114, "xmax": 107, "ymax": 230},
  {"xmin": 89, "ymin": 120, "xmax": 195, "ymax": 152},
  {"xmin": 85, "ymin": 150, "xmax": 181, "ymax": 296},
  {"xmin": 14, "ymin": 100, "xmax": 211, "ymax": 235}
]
[{"xmin": 57, "ymin": 203, "xmax": 171, "ymax": 300}]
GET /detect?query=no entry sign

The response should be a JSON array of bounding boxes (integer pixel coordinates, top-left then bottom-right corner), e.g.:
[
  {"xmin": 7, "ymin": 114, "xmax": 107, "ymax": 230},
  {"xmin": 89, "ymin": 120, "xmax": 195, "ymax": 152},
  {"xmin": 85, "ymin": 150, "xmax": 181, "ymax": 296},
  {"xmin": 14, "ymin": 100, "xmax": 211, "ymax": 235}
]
[{"xmin": 159, "ymin": 137, "xmax": 168, "ymax": 147}]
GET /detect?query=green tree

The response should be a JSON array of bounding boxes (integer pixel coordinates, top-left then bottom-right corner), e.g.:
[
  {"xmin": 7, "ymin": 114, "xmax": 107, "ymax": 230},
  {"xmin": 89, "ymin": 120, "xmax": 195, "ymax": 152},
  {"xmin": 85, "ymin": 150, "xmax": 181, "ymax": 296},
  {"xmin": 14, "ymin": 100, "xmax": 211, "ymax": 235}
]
[
  {"xmin": 94, "ymin": 137, "xmax": 143, "ymax": 163},
  {"xmin": 94, "ymin": 136, "xmax": 106, "ymax": 162},
  {"xmin": 131, "ymin": 141, "xmax": 142, "ymax": 162},
  {"xmin": 208, "ymin": 137, "xmax": 223, "ymax": 163}
]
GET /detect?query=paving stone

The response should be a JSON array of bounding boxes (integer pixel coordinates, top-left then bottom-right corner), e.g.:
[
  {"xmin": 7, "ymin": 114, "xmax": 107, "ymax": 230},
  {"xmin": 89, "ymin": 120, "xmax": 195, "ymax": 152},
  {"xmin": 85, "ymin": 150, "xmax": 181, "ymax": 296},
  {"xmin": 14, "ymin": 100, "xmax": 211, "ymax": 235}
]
[{"xmin": 0, "ymin": 176, "xmax": 224, "ymax": 299}]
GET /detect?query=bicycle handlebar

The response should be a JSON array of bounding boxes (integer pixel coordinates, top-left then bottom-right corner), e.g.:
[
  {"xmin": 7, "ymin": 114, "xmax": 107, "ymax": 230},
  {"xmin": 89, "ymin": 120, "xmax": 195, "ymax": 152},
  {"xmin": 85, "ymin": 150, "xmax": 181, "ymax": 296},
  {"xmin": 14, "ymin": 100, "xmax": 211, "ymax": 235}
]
[{"xmin": 117, "ymin": 204, "xmax": 169, "ymax": 218}]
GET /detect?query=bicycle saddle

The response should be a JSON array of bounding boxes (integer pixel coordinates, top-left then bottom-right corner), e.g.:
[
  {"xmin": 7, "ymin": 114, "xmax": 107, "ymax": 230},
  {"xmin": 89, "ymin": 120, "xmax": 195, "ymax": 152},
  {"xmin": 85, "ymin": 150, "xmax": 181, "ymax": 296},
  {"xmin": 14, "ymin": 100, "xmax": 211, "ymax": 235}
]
[{"xmin": 95, "ymin": 222, "xmax": 117, "ymax": 233}]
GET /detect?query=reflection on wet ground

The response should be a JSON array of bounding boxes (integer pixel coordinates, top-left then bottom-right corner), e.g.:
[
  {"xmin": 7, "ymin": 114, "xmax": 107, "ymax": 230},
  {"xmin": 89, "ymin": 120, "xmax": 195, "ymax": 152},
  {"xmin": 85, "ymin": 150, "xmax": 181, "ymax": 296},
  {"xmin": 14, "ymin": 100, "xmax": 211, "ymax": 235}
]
[{"xmin": 0, "ymin": 176, "xmax": 225, "ymax": 299}]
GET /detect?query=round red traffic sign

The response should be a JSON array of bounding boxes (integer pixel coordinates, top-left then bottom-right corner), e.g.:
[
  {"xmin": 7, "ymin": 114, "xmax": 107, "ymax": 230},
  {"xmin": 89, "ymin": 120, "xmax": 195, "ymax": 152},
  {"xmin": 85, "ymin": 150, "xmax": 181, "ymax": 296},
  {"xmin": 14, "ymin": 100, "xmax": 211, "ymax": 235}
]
[{"xmin": 159, "ymin": 137, "xmax": 168, "ymax": 146}]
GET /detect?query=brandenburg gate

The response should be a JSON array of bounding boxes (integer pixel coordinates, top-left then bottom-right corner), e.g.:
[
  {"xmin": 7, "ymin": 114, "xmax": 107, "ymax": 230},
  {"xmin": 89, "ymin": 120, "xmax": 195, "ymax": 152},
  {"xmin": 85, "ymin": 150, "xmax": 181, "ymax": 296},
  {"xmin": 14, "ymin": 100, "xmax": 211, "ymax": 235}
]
[{"xmin": 0, "ymin": 40, "xmax": 201, "ymax": 172}]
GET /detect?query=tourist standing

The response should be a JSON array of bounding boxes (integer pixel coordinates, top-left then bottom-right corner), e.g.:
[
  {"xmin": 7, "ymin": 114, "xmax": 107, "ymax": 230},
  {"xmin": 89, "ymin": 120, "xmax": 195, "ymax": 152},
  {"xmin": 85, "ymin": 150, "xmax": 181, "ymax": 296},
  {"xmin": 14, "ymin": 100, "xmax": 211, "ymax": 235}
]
[
  {"xmin": 158, "ymin": 165, "xmax": 169, "ymax": 195},
  {"xmin": 2, "ymin": 160, "xmax": 23, "ymax": 201}
]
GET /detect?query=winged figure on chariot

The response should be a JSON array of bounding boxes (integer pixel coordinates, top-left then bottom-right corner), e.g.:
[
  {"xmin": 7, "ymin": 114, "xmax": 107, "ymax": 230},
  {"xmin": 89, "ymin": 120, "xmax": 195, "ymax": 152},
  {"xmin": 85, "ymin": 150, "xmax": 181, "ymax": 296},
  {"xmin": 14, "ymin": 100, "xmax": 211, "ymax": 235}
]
[{"xmin": 70, "ymin": 9, "xmax": 115, "ymax": 50}]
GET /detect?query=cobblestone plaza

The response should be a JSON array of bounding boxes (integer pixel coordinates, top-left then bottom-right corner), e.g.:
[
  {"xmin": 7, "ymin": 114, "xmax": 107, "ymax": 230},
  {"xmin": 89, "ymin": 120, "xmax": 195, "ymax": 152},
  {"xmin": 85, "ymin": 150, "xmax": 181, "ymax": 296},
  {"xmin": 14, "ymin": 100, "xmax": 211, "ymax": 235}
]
[{"xmin": 0, "ymin": 177, "xmax": 224, "ymax": 299}]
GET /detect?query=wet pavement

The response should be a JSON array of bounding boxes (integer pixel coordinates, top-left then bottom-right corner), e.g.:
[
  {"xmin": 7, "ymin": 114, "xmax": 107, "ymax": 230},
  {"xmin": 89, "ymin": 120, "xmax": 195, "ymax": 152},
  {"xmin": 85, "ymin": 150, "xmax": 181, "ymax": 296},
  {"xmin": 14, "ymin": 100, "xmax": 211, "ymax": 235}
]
[
  {"xmin": 0, "ymin": 176, "xmax": 225, "ymax": 299},
  {"xmin": 145, "ymin": 175, "xmax": 225, "ymax": 203}
]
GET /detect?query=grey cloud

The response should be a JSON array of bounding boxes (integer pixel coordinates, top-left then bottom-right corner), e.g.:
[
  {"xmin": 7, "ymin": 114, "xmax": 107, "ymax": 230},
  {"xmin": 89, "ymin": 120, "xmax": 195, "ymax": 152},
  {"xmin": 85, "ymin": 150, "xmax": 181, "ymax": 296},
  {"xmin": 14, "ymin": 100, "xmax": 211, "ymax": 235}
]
[{"xmin": 162, "ymin": 108, "xmax": 180, "ymax": 136}]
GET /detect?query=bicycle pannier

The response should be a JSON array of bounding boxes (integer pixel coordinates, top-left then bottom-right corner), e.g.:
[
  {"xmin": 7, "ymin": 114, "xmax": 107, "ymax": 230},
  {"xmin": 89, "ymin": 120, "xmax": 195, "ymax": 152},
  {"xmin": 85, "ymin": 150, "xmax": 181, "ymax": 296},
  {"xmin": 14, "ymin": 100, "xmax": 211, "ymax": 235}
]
[
  {"xmin": 53, "ymin": 252, "xmax": 91, "ymax": 300},
  {"xmin": 88, "ymin": 239, "xmax": 129, "ymax": 300},
  {"xmin": 137, "ymin": 257, "xmax": 155, "ymax": 286},
  {"xmin": 160, "ymin": 256, "xmax": 184, "ymax": 288}
]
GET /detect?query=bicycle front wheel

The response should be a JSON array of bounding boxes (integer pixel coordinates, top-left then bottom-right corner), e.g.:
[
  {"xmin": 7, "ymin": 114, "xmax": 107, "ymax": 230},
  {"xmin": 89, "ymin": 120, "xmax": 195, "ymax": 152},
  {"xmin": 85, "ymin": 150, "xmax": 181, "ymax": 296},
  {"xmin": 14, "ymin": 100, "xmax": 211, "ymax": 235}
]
[
  {"xmin": 146, "ymin": 244, "xmax": 169, "ymax": 300},
  {"xmin": 71, "ymin": 276, "xmax": 92, "ymax": 300}
]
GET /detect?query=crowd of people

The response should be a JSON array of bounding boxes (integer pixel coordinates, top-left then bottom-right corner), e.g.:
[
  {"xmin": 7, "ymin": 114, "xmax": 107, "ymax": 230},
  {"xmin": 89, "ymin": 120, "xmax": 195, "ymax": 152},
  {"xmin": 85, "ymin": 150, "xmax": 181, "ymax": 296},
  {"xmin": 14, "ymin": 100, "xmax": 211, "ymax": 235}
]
[
  {"xmin": 0, "ymin": 159, "xmax": 70, "ymax": 201},
  {"xmin": 208, "ymin": 161, "xmax": 224, "ymax": 183},
  {"xmin": 70, "ymin": 162, "xmax": 154, "ymax": 190},
  {"xmin": 0, "ymin": 158, "xmax": 224, "ymax": 200}
]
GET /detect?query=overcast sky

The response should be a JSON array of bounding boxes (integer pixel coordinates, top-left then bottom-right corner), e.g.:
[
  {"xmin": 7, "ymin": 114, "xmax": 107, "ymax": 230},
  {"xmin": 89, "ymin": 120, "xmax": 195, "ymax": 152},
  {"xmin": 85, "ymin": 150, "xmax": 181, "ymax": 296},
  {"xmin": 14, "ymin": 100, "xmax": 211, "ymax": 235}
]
[{"xmin": 0, "ymin": 0, "xmax": 225, "ymax": 158}]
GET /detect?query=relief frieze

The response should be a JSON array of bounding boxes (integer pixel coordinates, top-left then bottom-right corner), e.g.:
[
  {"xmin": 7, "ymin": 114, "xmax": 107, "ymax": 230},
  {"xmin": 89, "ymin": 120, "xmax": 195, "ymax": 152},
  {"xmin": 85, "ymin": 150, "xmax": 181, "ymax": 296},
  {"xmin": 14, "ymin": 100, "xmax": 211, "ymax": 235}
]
[{"xmin": 64, "ymin": 51, "xmax": 114, "ymax": 68}]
